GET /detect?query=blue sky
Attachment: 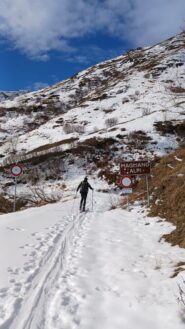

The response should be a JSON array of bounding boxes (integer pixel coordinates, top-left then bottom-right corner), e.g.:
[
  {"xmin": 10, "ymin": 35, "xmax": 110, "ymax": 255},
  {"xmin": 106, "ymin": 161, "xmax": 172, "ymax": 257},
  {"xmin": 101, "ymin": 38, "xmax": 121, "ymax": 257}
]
[
  {"xmin": 0, "ymin": 33, "xmax": 130, "ymax": 91},
  {"xmin": 0, "ymin": 0, "xmax": 185, "ymax": 91}
]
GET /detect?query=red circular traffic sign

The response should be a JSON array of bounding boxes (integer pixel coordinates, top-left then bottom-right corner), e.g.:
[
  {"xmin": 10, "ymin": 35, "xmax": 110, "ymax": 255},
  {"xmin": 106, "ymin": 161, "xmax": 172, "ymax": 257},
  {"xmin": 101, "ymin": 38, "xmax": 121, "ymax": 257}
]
[
  {"xmin": 120, "ymin": 175, "xmax": 133, "ymax": 188},
  {"xmin": 10, "ymin": 164, "xmax": 23, "ymax": 177}
]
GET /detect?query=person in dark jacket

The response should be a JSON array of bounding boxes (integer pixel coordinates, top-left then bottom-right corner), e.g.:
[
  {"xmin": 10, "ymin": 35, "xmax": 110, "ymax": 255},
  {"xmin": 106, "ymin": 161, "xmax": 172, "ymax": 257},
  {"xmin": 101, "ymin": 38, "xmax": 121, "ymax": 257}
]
[{"xmin": 77, "ymin": 177, "xmax": 93, "ymax": 212}]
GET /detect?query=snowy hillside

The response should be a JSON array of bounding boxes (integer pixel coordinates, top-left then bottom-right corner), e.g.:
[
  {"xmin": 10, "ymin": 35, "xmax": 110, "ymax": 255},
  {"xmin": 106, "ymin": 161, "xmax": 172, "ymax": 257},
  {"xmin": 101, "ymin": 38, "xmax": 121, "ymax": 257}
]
[
  {"xmin": 0, "ymin": 32, "xmax": 184, "ymax": 210},
  {"xmin": 0, "ymin": 32, "xmax": 184, "ymax": 162},
  {"xmin": 0, "ymin": 90, "xmax": 27, "ymax": 102}
]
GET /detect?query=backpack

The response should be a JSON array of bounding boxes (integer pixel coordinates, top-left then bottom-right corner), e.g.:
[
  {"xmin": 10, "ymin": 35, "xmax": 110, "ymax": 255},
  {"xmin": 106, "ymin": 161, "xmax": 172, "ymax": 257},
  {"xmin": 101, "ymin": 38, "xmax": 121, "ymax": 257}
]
[{"xmin": 80, "ymin": 181, "xmax": 89, "ymax": 193}]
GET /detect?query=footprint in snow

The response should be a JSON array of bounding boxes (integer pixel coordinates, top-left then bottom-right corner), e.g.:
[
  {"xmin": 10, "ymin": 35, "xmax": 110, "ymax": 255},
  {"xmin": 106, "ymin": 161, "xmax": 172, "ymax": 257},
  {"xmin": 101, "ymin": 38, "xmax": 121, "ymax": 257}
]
[
  {"xmin": 6, "ymin": 227, "xmax": 25, "ymax": 232},
  {"xmin": 9, "ymin": 279, "xmax": 15, "ymax": 283},
  {"xmin": 7, "ymin": 267, "xmax": 21, "ymax": 276},
  {"xmin": 0, "ymin": 287, "xmax": 8, "ymax": 298}
]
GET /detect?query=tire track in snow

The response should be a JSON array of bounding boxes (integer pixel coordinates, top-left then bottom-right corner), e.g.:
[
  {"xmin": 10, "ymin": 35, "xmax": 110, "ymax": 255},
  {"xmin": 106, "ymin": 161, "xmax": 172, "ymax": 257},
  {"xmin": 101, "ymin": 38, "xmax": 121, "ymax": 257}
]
[{"xmin": 6, "ymin": 212, "xmax": 87, "ymax": 329}]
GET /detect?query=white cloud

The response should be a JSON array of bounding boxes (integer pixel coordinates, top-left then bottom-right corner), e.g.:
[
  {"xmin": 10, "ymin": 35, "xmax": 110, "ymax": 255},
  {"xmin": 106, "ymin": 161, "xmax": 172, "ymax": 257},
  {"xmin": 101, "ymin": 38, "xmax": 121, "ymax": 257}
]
[
  {"xmin": 120, "ymin": 0, "xmax": 185, "ymax": 46},
  {"xmin": 0, "ymin": 0, "xmax": 184, "ymax": 58}
]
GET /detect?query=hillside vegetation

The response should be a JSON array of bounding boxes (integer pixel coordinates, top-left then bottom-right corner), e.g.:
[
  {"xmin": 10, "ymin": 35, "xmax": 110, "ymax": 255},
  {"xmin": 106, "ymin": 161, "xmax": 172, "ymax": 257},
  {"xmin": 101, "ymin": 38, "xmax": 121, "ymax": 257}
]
[{"xmin": 134, "ymin": 146, "xmax": 185, "ymax": 247}]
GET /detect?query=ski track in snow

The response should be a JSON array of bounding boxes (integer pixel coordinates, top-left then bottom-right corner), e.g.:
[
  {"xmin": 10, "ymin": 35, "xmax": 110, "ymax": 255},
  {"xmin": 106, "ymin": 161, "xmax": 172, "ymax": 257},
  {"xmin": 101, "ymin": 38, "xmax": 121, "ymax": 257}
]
[
  {"xmin": 46, "ymin": 197, "xmax": 185, "ymax": 329},
  {"xmin": 0, "ymin": 193, "xmax": 185, "ymax": 328},
  {"xmin": 0, "ymin": 207, "xmax": 89, "ymax": 329}
]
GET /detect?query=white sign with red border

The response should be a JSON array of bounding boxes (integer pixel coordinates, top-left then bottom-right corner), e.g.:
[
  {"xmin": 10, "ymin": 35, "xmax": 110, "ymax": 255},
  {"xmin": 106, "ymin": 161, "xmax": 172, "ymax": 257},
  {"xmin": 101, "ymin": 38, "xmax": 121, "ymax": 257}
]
[
  {"xmin": 10, "ymin": 164, "xmax": 23, "ymax": 177},
  {"xmin": 120, "ymin": 175, "xmax": 133, "ymax": 188},
  {"xmin": 122, "ymin": 188, "xmax": 133, "ymax": 194}
]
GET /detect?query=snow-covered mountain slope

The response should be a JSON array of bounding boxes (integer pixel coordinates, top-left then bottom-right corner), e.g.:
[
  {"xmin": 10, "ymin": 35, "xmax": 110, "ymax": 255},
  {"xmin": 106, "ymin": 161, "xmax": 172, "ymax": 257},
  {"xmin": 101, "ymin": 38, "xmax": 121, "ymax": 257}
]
[
  {"xmin": 0, "ymin": 32, "xmax": 185, "ymax": 164},
  {"xmin": 0, "ymin": 90, "xmax": 27, "ymax": 102},
  {"xmin": 0, "ymin": 32, "xmax": 184, "ymax": 210}
]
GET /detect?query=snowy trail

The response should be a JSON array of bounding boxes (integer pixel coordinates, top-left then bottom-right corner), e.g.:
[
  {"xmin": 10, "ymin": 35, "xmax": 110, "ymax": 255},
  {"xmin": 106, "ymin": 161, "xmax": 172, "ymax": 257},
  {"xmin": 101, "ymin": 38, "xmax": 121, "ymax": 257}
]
[
  {"xmin": 0, "ymin": 197, "xmax": 93, "ymax": 329},
  {"xmin": 45, "ymin": 194, "xmax": 185, "ymax": 329},
  {"xmin": 7, "ymin": 211, "xmax": 87, "ymax": 329},
  {"xmin": 0, "ymin": 192, "xmax": 185, "ymax": 328}
]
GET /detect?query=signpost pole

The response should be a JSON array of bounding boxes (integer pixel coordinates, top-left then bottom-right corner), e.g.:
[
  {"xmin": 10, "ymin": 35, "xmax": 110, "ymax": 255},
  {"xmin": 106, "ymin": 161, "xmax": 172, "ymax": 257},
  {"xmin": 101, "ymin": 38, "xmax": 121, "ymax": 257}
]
[
  {"xmin": 13, "ymin": 177, "xmax": 17, "ymax": 212},
  {"xmin": 10, "ymin": 163, "xmax": 23, "ymax": 212},
  {"xmin": 146, "ymin": 175, "xmax": 150, "ymax": 207},
  {"xmin": 127, "ymin": 195, "xmax": 129, "ymax": 211}
]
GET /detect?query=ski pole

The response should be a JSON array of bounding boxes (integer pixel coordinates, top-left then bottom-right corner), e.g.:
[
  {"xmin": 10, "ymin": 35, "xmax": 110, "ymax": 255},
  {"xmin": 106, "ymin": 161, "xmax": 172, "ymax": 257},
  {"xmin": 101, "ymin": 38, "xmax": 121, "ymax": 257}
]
[
  {"xmin": 92, "ymin": 190, "xmax": 94, "ymax": 212},
  {"xmin": 71, "ymin": 191, "xmax": 77, "ymax": 215}
]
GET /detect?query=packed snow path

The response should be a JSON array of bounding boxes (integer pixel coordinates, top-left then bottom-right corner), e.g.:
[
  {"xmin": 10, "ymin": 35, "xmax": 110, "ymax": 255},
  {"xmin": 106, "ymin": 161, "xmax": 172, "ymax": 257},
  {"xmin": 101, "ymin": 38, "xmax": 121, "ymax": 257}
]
[{"xmin": 0, "ymin": 192, "xmax": 185, "ymax": 328}]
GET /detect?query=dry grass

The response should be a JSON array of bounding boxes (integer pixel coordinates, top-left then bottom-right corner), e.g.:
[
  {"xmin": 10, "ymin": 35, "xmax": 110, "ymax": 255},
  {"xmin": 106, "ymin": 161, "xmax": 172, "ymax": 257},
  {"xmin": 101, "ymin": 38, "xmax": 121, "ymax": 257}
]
[
  {"xmin": 127, "ymin": 130, "xmax": 152, "ymax": 149},
  {"xmin": 0, "ymin": 194, "xmax": 13, "ymax": 213},
  {"xmin": 80, "ymin": 137, "xmax": 116, "ymax": 149},
  {"xmin": 154, "ymin": 120, "xmax": 185, "ymax": 139},
  {"xmin": 169, "ymin": 86, "xmax": 185, "ymax": 94},
  {"xmin": 97, "ymin": 169, "xmax": 117, "ymax": 185},
  {"xmin": 171, "ymin": 262, "xmax": 185, "ymax": 278},
  {"xmin": 133, "ymin": 147, "xmax": 185, "ymax": 247}
]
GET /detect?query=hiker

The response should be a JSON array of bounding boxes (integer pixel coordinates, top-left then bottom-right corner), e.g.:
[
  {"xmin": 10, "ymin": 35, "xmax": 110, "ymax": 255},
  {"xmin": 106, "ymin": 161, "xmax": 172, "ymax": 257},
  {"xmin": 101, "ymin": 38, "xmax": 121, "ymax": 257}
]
[{"xmin": 77, "ymin": 177, "xmax": 93, "ymax": 212}]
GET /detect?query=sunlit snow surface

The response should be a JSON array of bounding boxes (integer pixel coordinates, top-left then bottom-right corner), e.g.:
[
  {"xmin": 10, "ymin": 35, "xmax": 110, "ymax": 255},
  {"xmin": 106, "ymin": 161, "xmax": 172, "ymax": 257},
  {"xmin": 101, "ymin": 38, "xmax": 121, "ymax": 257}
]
[{"xmin": 0, "ymin": 191, "xmax": 185, "ymax": 328}]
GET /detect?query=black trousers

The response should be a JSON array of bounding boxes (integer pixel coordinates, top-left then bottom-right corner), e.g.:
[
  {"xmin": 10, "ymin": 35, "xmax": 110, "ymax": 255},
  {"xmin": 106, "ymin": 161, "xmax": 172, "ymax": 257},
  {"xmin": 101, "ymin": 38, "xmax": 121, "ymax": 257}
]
[{"xmin": 80, "ymin": 192, "xmax": 88, "ymax": 211}]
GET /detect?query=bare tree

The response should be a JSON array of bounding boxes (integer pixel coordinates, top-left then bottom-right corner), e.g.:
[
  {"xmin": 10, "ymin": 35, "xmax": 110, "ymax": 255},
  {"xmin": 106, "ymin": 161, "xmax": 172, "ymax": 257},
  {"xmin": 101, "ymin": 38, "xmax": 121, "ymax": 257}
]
[{"xmin": 105, "ymin": 117, "xmax": 118, "ymax": 128}]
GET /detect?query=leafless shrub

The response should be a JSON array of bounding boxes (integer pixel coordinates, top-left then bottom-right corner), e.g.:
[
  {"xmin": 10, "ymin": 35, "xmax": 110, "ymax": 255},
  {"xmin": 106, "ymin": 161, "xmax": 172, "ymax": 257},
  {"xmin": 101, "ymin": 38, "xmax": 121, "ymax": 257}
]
[
  {"xmin": 127, "ymin": 130, "xmax": 152, "ymax": 149},
  {"xmin": 27, "ymin": 168, "xmax": 40, "ymax": 184},
  {"xmin": 154, "ymin": 120, "xmax": 185, "ymax": 139},
  {"xmin": 47, "ymin": 158, "xmax": 65, "ymax": 180},
  {"xmin": 96, "ymin": 159, "xmax": 109, "ymax": 168},
  {"xmin": 28, "ymin": 186, "xmax": 62, "ymax": 205},
  {"xmin": 63, "ymin": 123, "xmax": 74, "ymax": 134},
  {"xmin": 0, "ymin": 194, "xmax": 13, "ymax": 213},
  {"xmin": 108, "ymin": 194, "xmax": 120, "ymax": 210},
  {"xmin": 74, "ymin": 124, "xmax": 85, "ymax": 134},
  {"xmin": 81, "ymin": 137, "xmax": 116, "ymax": 149},
  {"xmin": 105, "ymin": 117, "xmax": 118, "ymax": 128},
  {"xmin": 63, "ymin": 122, "xmax": 85, "ymax": 134},
  {"xmin": 142, "ymin": 108, "xmax": 151, "ymax": 116},
  {"xmin": 97, "ymin": 168, "xmax": 117, "ymax": 185},
  {"xmin": 7, "ymin": 134, "xmax": 19, "ymax": 154}
]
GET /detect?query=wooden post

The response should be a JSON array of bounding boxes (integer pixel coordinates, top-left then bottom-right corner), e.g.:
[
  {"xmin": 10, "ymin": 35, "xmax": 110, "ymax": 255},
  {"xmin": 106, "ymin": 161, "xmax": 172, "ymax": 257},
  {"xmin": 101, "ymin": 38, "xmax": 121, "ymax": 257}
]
[{"xmin": 145, "ymin": 175, "xmax": 150, "ymax": 207}]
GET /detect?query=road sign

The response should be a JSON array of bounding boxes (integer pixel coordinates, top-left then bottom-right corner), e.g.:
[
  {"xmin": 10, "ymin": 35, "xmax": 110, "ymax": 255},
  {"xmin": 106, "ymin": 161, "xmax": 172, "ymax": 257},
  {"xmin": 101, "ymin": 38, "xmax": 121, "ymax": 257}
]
[
  {"xmin": 120, "ymin": 175, "xmax": 133, "ymax": 188},
  {"xmin": 120, "ymin": 161, "xmax": 150, "ymax": 175},
  {"xmin": 10, "ymin": 164, "xmax": 23, "ymax": 177},
  {"xmin": 121, "ymin": 188, "xmax": 133, "ymax": 194}
]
